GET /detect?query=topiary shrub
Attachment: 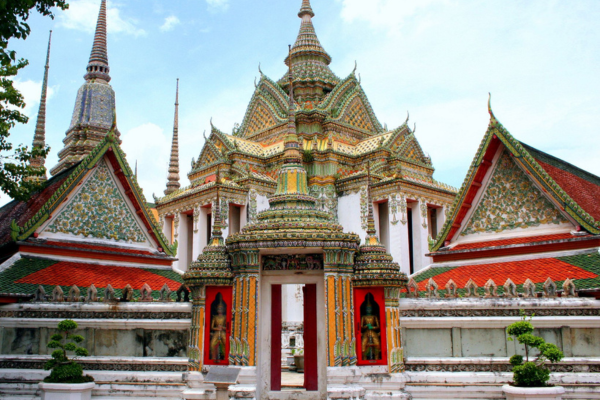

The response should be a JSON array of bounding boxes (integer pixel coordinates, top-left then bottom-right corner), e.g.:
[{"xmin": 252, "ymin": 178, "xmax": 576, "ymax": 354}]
[
  {"xmin": 43, "ymin": 319, "xmax": 94, "ymax": 384},
  {"xmin": 506, "ymin": 311, "xmax": 563, "ymax": 387}
]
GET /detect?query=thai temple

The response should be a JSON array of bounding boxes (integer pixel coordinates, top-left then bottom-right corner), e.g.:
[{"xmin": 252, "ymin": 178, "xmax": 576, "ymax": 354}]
[{"xmin": 0, "ymin": 1, "xmax": 599, "ymax": 399}]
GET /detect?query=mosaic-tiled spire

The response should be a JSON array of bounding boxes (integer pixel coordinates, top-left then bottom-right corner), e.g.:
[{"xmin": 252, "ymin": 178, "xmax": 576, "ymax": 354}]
[
  {"xmin": 353, "ymin": 162, "xmax": 407, "ymax": 287},
  {"xmin": 84, "ymin": 0, "xmax": 110, "ymax": 82},
  {"xmin": 164, "ymin": 79, "xmax": 180, "ymax": 195},
  {"xmin": 184, "ymin": 166, "xmax": 232, "ymax": 286},
  {"xmin": 51, "ymin": 0, "xmax": 119, "ymax": 176},
  {"xmin": 274, "ymin": 45, "xmax": 309, "ymax": 197},
  {"xmin": 28, "ymin": 30, "xmax": 52, "ymax": 182},
  {"xmin": 279, "ymin": 0, "xmax": 339, "ymax": 101},
  {"xmin": 210, "ymin": 167, "xmax": 224, "ymax": 245}
]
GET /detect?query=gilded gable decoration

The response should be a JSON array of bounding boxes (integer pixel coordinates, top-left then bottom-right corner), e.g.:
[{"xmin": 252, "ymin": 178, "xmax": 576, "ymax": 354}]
[{"xmin": 461, "ymin": 150, "xmax": 568, "ymax": 236}]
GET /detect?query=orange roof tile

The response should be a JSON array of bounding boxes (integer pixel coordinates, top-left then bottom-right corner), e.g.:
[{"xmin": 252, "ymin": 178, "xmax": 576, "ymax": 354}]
[
  {"xmin": 16, "ymin": 261, "xmax": 180, "ymax": 291},
  {"xmin": 416, "ymin": 258, "xmax": 597, "ymax": 291}
]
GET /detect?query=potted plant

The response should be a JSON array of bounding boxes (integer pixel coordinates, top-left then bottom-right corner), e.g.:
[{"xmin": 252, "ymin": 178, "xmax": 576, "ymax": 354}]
[
  {"xmin": 503, "ymin": 312, "xmax": 565, "ymax": 400},
  {"xmin": 38, "ymin": 319, "xmax": 94, "ymax": 400},
  {"xmin": 293, "ymin": 349, "xmax": 305, "ymax": 373}
]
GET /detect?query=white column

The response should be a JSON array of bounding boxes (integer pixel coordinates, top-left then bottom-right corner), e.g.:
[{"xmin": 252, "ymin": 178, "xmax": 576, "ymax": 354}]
[
  {"xmin": 177, "ymin": 213, "xmax": 190, "ymax": 273},
  {"xmin": 192, "ymin": 207, "xmax": 202, "ymax": 261},
  {"xmin": 239, "ymin": 204, "xmax": 247, "ymax": 231},
  {"xmin": 163, "ymin": 216, "xmax": 173, "ymax": 245},
  {"xmin": 388, "ymin": 210, "xmax": 410, "ymax": 276},
  {"xmin": 199, "ymin": 207, "xmax": 210, "ymax": 251},
  {"xmin": 411, "ymin": 199, "xmax": 432, "ymax": 273}
]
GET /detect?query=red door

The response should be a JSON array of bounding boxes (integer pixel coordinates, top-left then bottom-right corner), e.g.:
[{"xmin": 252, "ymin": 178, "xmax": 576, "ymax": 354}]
[
  {"xmin": 303, "ymin": 284, "xmax": 318, "ymax": 391},
  {"xmin": 271, "ymin": 284, "xmax": 282, "ymax": 391}
]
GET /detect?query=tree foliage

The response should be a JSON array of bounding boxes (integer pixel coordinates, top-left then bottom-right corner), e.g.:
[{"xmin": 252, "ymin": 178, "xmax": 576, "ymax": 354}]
[
  {"xmin": 0, "ymin": 0, "xmax": 68, "ymax": 201},
  {"xmin": 506, "ymin": 311, "xmax": 564, "ymax": 387},
  {"xmin": 44, "ymin": 319, "xmax": 93, "ymax": 384}
]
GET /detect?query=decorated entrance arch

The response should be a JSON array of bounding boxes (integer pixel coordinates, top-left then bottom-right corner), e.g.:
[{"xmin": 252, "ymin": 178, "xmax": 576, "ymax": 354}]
[{"xmin": 183, "ymin": 43, "xmax": 407, "ymax": 397}]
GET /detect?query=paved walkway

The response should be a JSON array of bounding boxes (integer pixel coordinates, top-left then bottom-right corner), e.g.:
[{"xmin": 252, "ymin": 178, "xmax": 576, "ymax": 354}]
[{"xmin": 281, "ymin": 371, "xmax": 304, "ymax": 388}]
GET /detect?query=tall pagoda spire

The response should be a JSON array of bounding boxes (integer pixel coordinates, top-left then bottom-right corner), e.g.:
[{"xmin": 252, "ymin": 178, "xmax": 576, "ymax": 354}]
[
  {"xmin": 28, "ymin": 30, "xmax": 52, "ymax": 182},
  {"xmin": 84, "ymin": 0, "xmax": 110, "ymax": 82},
  {"xmin": 280, "ymin": 0, "xmax": 339, "ymax": 102},
  {"xmin": 165, "ymin": 79, "xmax": 180, "ymax": 195},
  {"xmin": 51, "ymin": 0, "xmax": 119, "ymax": 176}
]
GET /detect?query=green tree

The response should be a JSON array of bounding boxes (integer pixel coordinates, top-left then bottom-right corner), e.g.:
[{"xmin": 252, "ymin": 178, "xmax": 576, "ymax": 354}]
[
  {"xmin": 44, "ymin": 319, "xmax": 93, "ymax": 383},
  {"xmin": 507, "ymin": 311, "xmax": 564, "ymax": 387},
  {"xmin": 0, "ymin": 0, "xmax": 68, "ymax": 201}
]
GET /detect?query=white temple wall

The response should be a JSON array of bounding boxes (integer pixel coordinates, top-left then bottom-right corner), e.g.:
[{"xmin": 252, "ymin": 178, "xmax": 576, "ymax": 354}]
[
  {"xmin": 338, "ymin": 192, "xmax": 365, "ymax": 244},
  {"xmin": 256, "ymin": 193, "xmax": 269, "ymax": 213}
]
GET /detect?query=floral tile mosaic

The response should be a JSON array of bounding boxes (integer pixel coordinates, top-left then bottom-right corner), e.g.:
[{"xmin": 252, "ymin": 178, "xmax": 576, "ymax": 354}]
[
  {"xmin": 46, "ymin": 159, "xmax": 147, "ymax": 243},
  {"xmin": 461, "ymin": 150, "xmax": 568, "ymax": 236}
]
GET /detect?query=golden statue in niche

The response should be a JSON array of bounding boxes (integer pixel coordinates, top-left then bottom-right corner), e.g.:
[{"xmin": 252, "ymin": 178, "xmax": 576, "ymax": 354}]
[
  {"xmin": 360, "ymin": 294, "xmax": 381, "ymax": 360},
  {"xmin": 209, "ymin": 294, "xmax": 227, "ymax": 361}
]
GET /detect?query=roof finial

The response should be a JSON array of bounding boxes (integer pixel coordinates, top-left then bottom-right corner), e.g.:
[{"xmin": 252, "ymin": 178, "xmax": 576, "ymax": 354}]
[
  {"xmin": 353, "ymin": 60, "xmax": 357, "ymax": 75},
  {"xmin": 164, "ymin": 79, "xmax": 180, "ymax": 195},
  {"xmin": 135, "ymin": 160, "xmax": 138, "ymax": 179},
  {"xmin": 28, "ymin": 30, "xmax": 52, "ymax": 182},
  {"xmin": 298, "ymin": 0, "xmax": 315, "ymax": 18},
  {"xmin": 488, "ymin": 92, "xmax": 497, "ymax": 124},
  {"xmin": 84, "ymin": 0, "xmax": 110, "ymax": 82},
  {"xmin": 405, "ymin": 111, "xmax": 410, "ymax": 125}
]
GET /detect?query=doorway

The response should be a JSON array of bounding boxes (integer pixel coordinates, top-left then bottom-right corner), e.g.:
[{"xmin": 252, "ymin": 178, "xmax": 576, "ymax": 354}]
[{"xmin": 259, "ymin": 272, "xmax": 326, "ymax": 400}]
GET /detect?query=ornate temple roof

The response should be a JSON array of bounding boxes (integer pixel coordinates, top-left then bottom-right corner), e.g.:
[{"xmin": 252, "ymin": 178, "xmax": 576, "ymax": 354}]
[
  {"xmin": 431, "ymin": 97, "xmax": 600, "ymax": 254},
  {"xmin": 0, "ymin": 131, "xmax": 175, "ymax": 258}
]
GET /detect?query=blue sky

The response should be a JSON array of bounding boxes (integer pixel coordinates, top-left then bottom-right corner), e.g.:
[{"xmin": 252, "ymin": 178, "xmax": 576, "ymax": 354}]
[{"xmin": 6, "ymin": 0, "xmax": 600, "ymax": 205}]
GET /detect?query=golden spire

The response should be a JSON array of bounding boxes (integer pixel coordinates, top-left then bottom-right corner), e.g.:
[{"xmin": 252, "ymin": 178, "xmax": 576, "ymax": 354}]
[
  {"xmin": 165, "ymin": 79, "xmax": 180, "ymax": 195},
  {"xmin": 27, "ymin": 30, "xmax": 52, "ymax": 182}
]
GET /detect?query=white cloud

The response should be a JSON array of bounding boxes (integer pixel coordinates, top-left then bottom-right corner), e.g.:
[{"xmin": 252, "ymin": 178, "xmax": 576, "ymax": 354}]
[
  {"xmin": 206, "ymin": 0, "xmax": 229, "ymax": 12},
  {"xmin": 120, "ymin": 123, "xmax": 170, "ymax": 202},
  {"xmin": 12, "ymin": 79, "xmax": 56, "ymax": 118},
  {"xmin": 160, "ymin": 15, "xmax": 181, "ymax": 32},
  {"xmin": 330, "ymin": 0, "xmax": 600, "ymax": 186},
  {"xmin": 58, "ymin": 0, "xmax": 146, "ymax": 37}
]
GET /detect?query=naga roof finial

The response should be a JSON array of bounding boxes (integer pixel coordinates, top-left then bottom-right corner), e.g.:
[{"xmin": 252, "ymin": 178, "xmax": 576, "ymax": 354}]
[
  {"xmin": 353, "ymin": 60, "xmax": 357, "ymax": 75},
  {"xmin": 488, "ymin": 92, "xmax": 498, "ymax": 125},
  {"xmin": 258, "ymin": 62, "xmax": 263, "ymax": 76},
  {"xmin": 413, "ymin": 122, "xmax": 416, "ymax": 134}
]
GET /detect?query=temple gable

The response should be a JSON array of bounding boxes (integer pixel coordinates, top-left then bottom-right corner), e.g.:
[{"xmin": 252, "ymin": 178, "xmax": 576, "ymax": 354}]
[
  {"xmin": 397, "ymin": 135, "xmax": 429, "ymax": 165},
  {"xmin": 42, "ymin": 157, "xmax": 151, "ymax": 245},
  {"xmin": 339, "ymin": 97, "xmax": 376, "ymax": 132},
  {"xmin": 460, "ymin": 150, "xmax": 569, "ymax": 238}
]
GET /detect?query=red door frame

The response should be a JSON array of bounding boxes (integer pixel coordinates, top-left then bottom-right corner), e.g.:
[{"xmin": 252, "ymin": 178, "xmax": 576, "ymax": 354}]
[
  {"xmin": 203, "ymin": 286, "xmax": 232, "ymax": 366},
  {"xmin": 353, "ymin": 287, "xmax": 388, "ymax": 366},
  {"xmin": 303, "ymin": 284, "xmax": 318, "ymax": 391},
  {"xmin": 271, "ymin": 284, "xmax": 282, "ymax": 391}
]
